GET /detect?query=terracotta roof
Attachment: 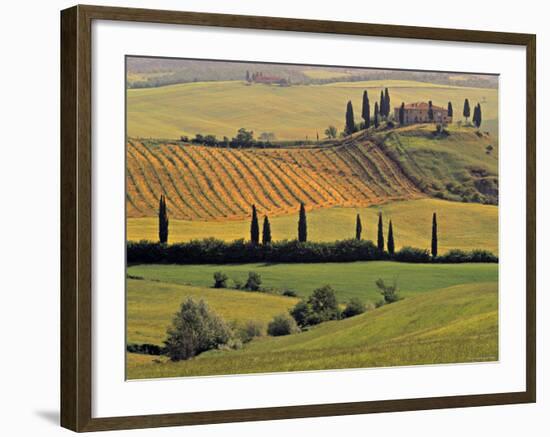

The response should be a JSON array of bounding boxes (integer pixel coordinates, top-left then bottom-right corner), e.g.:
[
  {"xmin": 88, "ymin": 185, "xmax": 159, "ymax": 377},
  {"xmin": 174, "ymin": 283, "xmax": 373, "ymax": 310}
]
[{"xmin": 398, "ymin": 102, "xmax": 447, "ymax": 111}]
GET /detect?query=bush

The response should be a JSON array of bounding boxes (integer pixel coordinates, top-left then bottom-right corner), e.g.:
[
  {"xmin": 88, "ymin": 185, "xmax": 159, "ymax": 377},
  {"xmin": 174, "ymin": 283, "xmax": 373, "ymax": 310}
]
[
  {"xmin": 375, "ymin": 278, "xmax": 401, "ymax": 304},
  {"xmin": 213, "ymin": 271, "xmax": 228, "ymax": 288},
  {"xmin": 164, "ymin": 298, "xmax": 231, "ymax": 361},
  {"xmin": 126, "ymin": 343, "xmax": 165, "ymax": 356},
  {"xmin": 308, "ymin": 285, "xmax": 341, "ymax": 321},
  {"xmin": 282, "ymin": 289, "xmax": 298, "ymax": 297},
  {"xmin": 342, "ymin": 298, "xmax": 366, "ymax": 318},
  {"xmin": 289, "ymin": 300, "xmax": 312, "ymax": 328},
  {"xmin": 232, "ymin": 278, "xmax": 243, "ymax": 290},
  {"xmin": 394, "ymin": 246, "xmax": 431, "ymax": 263},
  {"xmin": 237, "ymin": 320, "xmax": 264, "ymax": 343},
  {"xmin": 127, "ymin": 239, "xmax": 497, "ymax": 265},
  {"xmin": 127, "ymin": 238, "xmax": 380, "ymax": 265},
  {"xmin": 290, "ymin": 285, "xmax": 341, "ymax": 327},
  {"xmin": 245, "ymin": 271, "xmax": 262, "ymax": 291},
  {"xmin": 267, "ymin": 314, "xmax": 300, "ymax": 336}
]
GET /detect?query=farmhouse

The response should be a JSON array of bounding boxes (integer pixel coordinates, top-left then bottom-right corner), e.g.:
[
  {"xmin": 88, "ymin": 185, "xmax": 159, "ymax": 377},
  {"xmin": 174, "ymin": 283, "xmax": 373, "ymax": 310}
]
[
  {"xmin": 251, "ymin": 72, "xmax": 288, "ymax": 85},
  {"xmin": 394, "ymin": 102, "xmax": 452, "ymax": 124}
]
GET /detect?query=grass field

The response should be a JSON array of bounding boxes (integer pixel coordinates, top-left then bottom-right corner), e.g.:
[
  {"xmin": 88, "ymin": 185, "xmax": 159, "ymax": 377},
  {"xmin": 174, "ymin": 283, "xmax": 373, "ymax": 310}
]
[
  {"xmin": 127, "ymin": 278, "xmax": 298, "ymax": 345},
  {"xmin": 127, "ymin": 198, "xmax": 498, "ymax": 254},
  {"xmin": 378, "ymin": 124, "xmax": 498, "ymax": 203},
  {"xmin": 128, "ymin": 261, "xmax": 498, "ymax": 304},
  {"xmin": 127, "ymin": 281, "xmax": 498, "ymax": 378},
  {"xmin": 127, "ymin": 79, "xmax": 498, "ymax": 140}
]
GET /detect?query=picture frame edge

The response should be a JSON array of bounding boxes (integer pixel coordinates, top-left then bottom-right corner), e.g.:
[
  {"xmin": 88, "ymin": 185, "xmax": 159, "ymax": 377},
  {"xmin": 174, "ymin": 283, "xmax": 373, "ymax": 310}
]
[{"xmin": 60, "ymin": 4, "xmax": 537, "ymax": 432}]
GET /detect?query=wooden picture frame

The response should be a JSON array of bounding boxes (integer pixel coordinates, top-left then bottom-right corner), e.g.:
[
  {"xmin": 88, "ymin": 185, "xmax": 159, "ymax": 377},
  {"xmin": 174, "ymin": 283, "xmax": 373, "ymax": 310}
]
[{"xmin": 61, "ymin": 4, "xmax": 536, "ymax": 432}]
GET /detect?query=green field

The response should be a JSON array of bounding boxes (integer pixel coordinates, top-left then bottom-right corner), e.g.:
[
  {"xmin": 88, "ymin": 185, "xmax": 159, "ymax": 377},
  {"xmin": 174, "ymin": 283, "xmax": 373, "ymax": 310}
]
[
  {"xmin": 127, "ymin": 79, "xmax": 498, "ymax": 140},
  {"xmin": 128, "ymin": 261, "xmax": 498, "ymax": 304},
  {"xmin": 127, "ymin": 281, "xmax": 498, "ymax": 379},
  {"xmin": 127, "ymin": 279, "xmax": 298, "ymax": 345},
  {"xmin": 127, "ymin": 198, "xmax": 498, "ymax": 254}
]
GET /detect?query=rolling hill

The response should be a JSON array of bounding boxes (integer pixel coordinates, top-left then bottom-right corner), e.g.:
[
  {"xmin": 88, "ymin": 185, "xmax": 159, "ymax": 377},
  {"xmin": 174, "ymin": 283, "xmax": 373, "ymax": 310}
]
[
  {"xmin": 126, "ymin": 133, "xmax": 423, "ymax": 221},
  {"xmin": 127, "ymin": 281, "xmax": 498, "ymax": 379},
  {"xmin": 127, "ymin": 261, "xmax": 498, "ymax": 305},
  {"xmin": 127, "ymin": 278, "xmax": 299, "ymax": 345},
  {"xmin": 126, "ymin": 79, "xmax": 498, "ymax": 140},
  {"xmin": 127, "ymin": 198, "xmax": 498, "ymax": 253},
  {"xmin": 127, "ymin": 123, "xmax": 498, "ymax": 252}
]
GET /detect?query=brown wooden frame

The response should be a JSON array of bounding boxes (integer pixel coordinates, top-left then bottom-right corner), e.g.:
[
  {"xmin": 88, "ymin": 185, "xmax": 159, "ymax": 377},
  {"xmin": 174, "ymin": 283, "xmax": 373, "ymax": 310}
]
[{"xmin": 61, "ymin": 4, "xmax": 536, "ymax": 432}]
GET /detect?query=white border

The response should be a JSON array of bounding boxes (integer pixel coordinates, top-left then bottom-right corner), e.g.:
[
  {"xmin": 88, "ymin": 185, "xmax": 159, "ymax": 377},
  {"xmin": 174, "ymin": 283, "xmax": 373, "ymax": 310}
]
[{"xmin": 92, "ymin": 20, "xmax": 526, "ymax": 418}]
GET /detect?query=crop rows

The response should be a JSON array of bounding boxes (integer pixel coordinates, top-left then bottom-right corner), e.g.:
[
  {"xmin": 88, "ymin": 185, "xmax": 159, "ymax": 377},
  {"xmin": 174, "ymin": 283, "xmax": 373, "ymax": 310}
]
[{"xmin": 126, "ymin": 140, "xmax": 423, "ymax": 220}]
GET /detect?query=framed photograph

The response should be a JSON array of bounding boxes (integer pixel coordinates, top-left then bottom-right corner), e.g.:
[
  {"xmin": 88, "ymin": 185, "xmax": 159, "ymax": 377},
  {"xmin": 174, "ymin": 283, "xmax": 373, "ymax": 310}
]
[{"xmin": 60, "ymin": 4, "xmax": 536, "ymax": 432}]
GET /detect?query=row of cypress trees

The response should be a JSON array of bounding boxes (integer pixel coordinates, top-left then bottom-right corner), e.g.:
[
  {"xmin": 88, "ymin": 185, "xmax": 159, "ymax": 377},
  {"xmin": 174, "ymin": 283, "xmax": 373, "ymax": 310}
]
[
  {"xmin": 248, "ymin": 203, "xmax": 439, "ymax": 258},
  {"xmin": 159, "ymin": 194, "xmax": 439, "ymax": 257},
  {"xmin": 345, "ymin": 88, "xmax": 391, "ymax": 134}
]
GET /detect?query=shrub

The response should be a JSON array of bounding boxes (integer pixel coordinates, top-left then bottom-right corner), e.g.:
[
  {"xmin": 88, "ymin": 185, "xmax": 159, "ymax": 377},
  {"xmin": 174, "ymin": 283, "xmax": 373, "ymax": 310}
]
[
  {"xmin": 308, "ymin": 285, "xmax": 341, "ymax": 321},
  {"xmin": 245, "ymin": 271, "xmax": 262, "ymax": 291},
  {"xmin": 127, "ymin": 239, "xmax": 496, "ymax": 265},
  {"xmin": 232, "ymin": 278, "xmax": 244, "ymax": 290},
  {"xmin": 218, "ymin": 337, "xmax": 243, "ymax": 351},
  {"xmin": 394, "ymin": 246, "xmax": 431, "ymax": 263},
  {"xmin": 267, "ymin": 314, "xmax": 300, "ymax": 336},
  {"xmin": 213, "ymin": 271, "xmax": 228, "ymax": 288},
  {"xmin": 290, "ymin": 285, "xmax": 341, "ymax": 327},
  {"xmin": 375, "ymin": 278, "xmax": 401, "ymax": 304},
  {"xmin": 237, "ymin": 320, "xmax": 264, "ymax": 343},
  {"xmin": 342, "ymin": 298, "xmax": 366, "ymax": 318},
  {"xmin": 164, "ymin": 298, "xmax": 231, "ymax": 361},
  {"xmin": 282, "ymin": 289, "xmax": 298, "ymax": 297},
  {"xmin": 126, "ymin": 343, "xmax": 165, "ymax": 356},
  {"xmin": 289, "ymin": 300, "xmax": 312, "ymax": 328}
]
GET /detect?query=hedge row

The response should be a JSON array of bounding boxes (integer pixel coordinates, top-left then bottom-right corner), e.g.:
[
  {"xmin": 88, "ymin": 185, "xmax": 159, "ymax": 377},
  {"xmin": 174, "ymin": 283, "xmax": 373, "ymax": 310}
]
[{"xmin": 127, "ymin": 238, "xmax": 498, "ymax": 264}]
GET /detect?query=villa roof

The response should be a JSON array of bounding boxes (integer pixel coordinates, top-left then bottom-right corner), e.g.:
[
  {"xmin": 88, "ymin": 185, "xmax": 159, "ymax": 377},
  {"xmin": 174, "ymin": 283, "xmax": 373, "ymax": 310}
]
[{"xmin": 399, "ymin": 102, "xmax": 447, "ymax": 111}]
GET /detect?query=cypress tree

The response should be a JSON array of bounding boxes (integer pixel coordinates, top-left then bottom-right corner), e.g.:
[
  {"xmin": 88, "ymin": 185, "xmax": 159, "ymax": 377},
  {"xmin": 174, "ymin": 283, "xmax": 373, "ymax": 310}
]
[
  {"xmin": 387, "ymin": 219, "xmax": 395, "ymax": 256},
  {"xmin": 262, "ymin": 215, "xmax": 272, "ymax": 245},
  {"xmin": 399, "ymin": 102, "xmax": 405, "ymax": 125},
  {"xmin": 361, "ymin": 90, "xmax": 370, "ymax": 129},
  {"xmin": 355, "ymin": 214, "xmax": 362, "ymax": 240},
  {"xmin": 158, "ymin": 194, "xmax": 169, "ymax": 244},
  {"xmin": 384, "ymin": 88, "xmax": 390, "ymax": 118},
  {"xmin": 428, "ymin": 100, "xmax": 434, "ymax": 122},
  {"xmin": 380, "ymin": 90, "xmax": 385, "ymax": 117},
  {"xmin": 377, "ymin": 212, "xmax": 384, "ymax": 255},
  {"xmin": 431, "ymin": 212, "xmax": 438, "ymax": 258},
  {"xmin": 374, "ymin": 102, "xmax": 380, "ymax": 128},
  {"xmin": 463, "ymin": 98, "xmax": 471, "ymax": 122},
  {"xmin": 447, "ymin": 101, "xmax": 453, "ymax": 117},
  {"xmin": 250, "ymin": 204, "xmax": 260, "ymax": 244},
  {"xmin": 345, "ymin": 100, "xmax": 356, "ymax": 135},
  {"xmin": 473, "ymin": 103, "xmax": 482, "ymax": 128},
  {"xmin": 298, "ymin": 202, "xmax": 307, "ymax": 242}
]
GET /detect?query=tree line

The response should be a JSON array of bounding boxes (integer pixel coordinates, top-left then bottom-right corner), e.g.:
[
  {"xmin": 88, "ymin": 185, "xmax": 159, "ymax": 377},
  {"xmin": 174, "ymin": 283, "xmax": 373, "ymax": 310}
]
[
  {"xmin": 139, "ymin": 200, "xmax": 497, "ymax": 264},
  {"xmin": 342, "ymin": 88, "xmax": 484, "ymax": 136}
]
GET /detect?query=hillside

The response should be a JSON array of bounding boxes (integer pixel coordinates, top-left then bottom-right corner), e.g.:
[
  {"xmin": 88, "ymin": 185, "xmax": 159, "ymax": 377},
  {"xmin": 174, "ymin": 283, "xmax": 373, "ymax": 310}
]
[
  {"xmin": 127, "ymin": 281, "xmax": 498, "ymax": 379},
  {"xmin": 127, "ymin": 198, "xmax": 498, "ymax": 253},
  {"xmin": 126, "ymin": 79, "xmax": 498, "ymax": 140},
  {"xmin": 128, "ymin": 261, "xmax": 498, "ymax": 305},
  {"xmin": 126, "ymin": 137, "xmax": 423, "ymax": 221},
  {"xmin": 127, "ymin": 278, "xmax": 298, "ymax": 345},
  {"xmin": 376, "ymin": 124, "xmax": 498, "ymax": 204},
  {"xmin": 127, "ymin": 123, "xmax": 498, "ymax": 226}
]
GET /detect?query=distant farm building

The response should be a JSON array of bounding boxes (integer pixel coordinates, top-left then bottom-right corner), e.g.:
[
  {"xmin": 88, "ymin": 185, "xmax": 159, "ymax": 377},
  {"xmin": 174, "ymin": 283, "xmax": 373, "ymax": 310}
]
[
  {"xmin": 249, "ymin": 72, "xmax": 289, "ymax": 86},
  {"xmin": 395, "ymin": 102, "xmax": 452, "ymax": 124}
]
